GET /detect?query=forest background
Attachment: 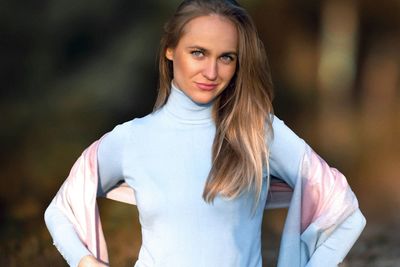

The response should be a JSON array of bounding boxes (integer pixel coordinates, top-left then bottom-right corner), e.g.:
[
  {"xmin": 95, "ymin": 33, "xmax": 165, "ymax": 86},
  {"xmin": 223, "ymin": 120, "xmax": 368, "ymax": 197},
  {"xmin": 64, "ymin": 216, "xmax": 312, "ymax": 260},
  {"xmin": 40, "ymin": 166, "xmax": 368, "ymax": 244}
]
[{"xmin": 1, "ymin": 0, "xmax": 399, "ymax": 266}]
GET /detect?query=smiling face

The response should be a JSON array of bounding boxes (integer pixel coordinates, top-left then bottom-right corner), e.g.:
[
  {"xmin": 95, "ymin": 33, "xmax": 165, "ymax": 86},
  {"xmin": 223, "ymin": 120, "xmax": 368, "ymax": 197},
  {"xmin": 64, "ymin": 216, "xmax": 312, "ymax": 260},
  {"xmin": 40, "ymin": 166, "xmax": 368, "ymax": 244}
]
[{"xmin": 165, "ymin": 15, "xmax": 238, "ymax": 104}]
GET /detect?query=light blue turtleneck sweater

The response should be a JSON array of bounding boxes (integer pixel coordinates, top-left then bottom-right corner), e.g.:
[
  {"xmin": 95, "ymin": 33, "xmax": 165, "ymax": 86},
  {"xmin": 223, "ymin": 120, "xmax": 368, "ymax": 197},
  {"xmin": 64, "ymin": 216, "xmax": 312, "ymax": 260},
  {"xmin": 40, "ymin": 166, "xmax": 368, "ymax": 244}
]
[{"xmin": 44, "ymin": 83, "xmax": 365, "ymax": 267}]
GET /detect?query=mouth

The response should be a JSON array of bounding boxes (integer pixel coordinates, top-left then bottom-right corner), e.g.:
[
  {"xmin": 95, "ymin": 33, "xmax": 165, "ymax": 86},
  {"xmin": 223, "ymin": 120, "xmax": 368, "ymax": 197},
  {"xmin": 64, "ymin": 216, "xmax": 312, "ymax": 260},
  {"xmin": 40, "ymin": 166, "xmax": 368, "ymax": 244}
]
[{"xmin": 195, "ymin": 82, "xmax": 219, "ymax": 91}]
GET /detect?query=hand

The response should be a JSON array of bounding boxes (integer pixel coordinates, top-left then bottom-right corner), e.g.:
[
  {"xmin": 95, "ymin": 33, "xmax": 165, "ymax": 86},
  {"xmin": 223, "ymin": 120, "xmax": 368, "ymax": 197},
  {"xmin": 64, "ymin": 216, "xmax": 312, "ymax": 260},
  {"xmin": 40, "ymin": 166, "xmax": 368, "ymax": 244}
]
[{"xmin": 78, "ymin": 255, "xmax": 109, "ymax": 267}]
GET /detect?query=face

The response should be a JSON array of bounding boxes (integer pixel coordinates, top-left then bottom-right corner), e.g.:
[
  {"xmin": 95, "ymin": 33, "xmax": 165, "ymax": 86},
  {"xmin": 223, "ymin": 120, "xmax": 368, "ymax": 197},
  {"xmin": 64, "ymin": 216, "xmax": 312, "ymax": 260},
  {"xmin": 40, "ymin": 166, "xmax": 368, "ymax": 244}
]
[{"xmin": 166, "ymin": 15, "xmax": 238, "ymax": 104}]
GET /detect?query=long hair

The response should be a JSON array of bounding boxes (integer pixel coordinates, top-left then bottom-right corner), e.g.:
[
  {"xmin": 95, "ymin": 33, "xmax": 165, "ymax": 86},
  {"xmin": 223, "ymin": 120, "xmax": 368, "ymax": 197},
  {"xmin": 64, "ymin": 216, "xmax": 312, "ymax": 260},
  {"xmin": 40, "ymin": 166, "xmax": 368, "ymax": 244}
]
[{"xmin": 154, "ymin": 0, "xmax": 274, "ymax": 204}]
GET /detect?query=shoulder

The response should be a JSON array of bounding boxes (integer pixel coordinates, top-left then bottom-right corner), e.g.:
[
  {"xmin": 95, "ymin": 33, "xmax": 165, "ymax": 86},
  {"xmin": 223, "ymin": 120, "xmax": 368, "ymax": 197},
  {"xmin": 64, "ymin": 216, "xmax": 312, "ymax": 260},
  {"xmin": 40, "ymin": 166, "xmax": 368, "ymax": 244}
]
[
  {"xmin": 106, "ymin": 119, "xmax": 135, "ymax": 139},
  {"xmin": 268, "ymin": 114, "xmax": 306, "ymax": 150},
  {"xmin": 104, "ymin": 110, "xmax": 164, "ymax": 141},
  {"xmin": 269, "ymin": 114, "xmax": 290, "ymax": 135},
  {"xmin": 265, "ymin": 114, "xmax": 287, "ymax": 138}
]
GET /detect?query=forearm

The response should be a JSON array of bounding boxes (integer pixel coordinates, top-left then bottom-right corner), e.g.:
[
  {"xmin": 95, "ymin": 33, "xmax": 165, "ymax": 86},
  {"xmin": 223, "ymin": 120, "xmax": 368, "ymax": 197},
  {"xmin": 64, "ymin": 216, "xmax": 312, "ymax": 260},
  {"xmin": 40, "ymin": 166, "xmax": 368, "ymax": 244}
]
[
  {"xmin": 305, "ymin": 208, "xmax": 366, "ymax": 267},
  {"xmin": 44, "ymin": 127, "xmax": 126, "ymax": 266},
  {"xmin": 44, "ymin": 203, "xmax": 92, "ymax": 267}
]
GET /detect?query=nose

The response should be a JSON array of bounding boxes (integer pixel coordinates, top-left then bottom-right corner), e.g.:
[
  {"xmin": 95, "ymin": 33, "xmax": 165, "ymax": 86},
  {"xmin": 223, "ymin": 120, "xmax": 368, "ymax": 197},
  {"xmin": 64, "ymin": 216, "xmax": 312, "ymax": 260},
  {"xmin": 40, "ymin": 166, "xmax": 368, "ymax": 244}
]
[{"xmin": 202, "ymin": 59, "xmax": 218, "ymax": 81}]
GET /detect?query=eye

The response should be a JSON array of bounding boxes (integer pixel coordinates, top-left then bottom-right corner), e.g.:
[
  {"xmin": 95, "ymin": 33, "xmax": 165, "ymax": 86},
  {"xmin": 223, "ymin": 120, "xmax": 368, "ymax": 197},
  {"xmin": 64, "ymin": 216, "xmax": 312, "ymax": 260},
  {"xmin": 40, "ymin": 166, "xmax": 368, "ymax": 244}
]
[
  {"xmin": 191, "ymin": 50, "xmax": 204, "ymax": 58},
  {"xmin": 220, "ymin": 55, "xmax": 235, "ymax": 64}
]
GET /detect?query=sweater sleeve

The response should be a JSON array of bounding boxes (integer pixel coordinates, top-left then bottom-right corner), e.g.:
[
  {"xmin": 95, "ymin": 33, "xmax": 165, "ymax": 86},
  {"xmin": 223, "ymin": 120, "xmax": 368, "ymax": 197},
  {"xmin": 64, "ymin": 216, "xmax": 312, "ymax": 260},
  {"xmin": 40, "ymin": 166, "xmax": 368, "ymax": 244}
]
[
  {"xmin": 44, "ymin": 124, "xmax": 127, "ymax": 267},
  {"xmin": 305, "ymin": 208, "xmax": 366, "ymax": 267},
  {"xmin": 269, "ymin": 115, "xmax": 365, "ymax": 266},
  {"xmin": 269, "ymin": 115, "xmax": 306, "ymax": 187}
]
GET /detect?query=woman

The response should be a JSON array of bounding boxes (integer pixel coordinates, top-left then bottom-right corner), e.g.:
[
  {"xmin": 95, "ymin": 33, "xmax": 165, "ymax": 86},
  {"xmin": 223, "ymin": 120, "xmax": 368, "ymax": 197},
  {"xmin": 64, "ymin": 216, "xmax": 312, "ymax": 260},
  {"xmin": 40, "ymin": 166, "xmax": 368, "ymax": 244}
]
[{"xmin": 44, "ymin": 0, "xmax": 366, "ymax": 266}]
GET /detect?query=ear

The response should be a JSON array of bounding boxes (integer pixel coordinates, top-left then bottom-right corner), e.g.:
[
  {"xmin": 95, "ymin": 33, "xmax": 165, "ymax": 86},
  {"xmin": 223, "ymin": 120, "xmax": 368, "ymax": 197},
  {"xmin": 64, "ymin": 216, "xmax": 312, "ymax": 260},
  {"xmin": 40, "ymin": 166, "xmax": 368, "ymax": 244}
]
[{"xmin": 165, "ymin": 48, "xmax": 174, "ymax": 61}]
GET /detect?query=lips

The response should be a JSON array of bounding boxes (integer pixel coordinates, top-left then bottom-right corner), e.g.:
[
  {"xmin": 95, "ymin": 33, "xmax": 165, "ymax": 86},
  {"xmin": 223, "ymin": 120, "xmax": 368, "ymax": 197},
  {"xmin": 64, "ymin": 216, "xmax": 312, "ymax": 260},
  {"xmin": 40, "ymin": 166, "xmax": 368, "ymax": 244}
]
[{"xmin": 195, "ymin": 82, "xmax": 218, "ymax": 91}]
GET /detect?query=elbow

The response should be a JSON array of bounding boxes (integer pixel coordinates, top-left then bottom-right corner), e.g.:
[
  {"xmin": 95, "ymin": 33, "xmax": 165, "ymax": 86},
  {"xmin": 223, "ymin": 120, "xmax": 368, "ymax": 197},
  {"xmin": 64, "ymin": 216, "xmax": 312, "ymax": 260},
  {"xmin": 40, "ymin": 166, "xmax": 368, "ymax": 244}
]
[
  {"xmin": 349, "ymin": 208, "xmax": 367, "ymax": 238},
  {"xmin": 354, "ymin": 208, "xmax": 366, "ymax": 227},
  {"xmin": 44, "ymin": 201, "xmax": 57, "ymax": 229},
  {"xmin": 357, "ymin": 208, "xmax": 367, "ymax": 232},
  {"xmin": 44, "ymin": 203, "xmax": 51, "ymax": 228}
]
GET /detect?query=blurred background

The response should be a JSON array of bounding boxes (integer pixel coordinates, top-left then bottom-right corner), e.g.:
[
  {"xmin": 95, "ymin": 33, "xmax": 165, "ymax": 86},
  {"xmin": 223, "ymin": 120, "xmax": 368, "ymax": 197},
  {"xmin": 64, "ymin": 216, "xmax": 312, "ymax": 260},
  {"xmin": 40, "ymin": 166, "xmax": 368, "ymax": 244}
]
[{"xmin": 1, "ymin": 0, "xmax": 399, "ymax": 266}]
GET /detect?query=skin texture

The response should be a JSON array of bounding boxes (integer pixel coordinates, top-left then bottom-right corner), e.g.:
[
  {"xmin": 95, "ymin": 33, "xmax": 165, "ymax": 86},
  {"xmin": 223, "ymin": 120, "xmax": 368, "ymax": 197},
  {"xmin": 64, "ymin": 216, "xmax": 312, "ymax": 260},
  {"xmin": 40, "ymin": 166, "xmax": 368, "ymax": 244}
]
[{"xmin": 165, "ymin": 15, "xmax": 238, "ymax": 104}]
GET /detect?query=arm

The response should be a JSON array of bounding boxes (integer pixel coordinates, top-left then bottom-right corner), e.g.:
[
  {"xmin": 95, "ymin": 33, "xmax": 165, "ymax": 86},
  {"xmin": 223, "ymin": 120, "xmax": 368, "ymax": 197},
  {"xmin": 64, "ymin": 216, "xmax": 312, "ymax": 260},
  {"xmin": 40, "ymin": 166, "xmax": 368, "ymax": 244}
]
[
  {"xmin": 305, "ymin": 208, "xmax": 366, "ymax": 267},
  {"xmin": 269, "ymin": 115, "xmax": 365, "ymax": 266},
  {"xmin": 44, "ymin": 205, "xmax": 92, "ymax": 267},
  {"xmin": 44, "ymin": 124, "xmax": 127, "ymax": 267}
]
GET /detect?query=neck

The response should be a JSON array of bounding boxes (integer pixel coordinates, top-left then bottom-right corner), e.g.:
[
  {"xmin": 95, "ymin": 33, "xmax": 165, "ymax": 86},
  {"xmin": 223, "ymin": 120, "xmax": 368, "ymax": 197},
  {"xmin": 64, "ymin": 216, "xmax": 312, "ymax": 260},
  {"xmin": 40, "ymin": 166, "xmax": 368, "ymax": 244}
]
[{"xmin": 163, "ymin": 82, "xmax": 213, "ymax": 124}]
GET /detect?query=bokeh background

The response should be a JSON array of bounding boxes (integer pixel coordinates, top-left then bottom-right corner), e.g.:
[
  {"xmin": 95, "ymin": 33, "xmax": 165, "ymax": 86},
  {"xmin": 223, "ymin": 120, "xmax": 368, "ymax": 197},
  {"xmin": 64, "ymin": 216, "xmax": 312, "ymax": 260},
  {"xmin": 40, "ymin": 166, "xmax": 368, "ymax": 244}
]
[{"xmin": 1, "ymin": 0, "xmax": 399, "ymax": 266}]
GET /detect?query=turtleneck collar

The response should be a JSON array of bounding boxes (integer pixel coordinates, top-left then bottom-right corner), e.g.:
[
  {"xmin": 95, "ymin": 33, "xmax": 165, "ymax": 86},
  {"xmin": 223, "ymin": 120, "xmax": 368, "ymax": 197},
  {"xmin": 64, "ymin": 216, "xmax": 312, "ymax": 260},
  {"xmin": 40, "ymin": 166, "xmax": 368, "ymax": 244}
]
[{"xmin": 163, "ymin": 82, "xmax": 213, "ymax": 124}]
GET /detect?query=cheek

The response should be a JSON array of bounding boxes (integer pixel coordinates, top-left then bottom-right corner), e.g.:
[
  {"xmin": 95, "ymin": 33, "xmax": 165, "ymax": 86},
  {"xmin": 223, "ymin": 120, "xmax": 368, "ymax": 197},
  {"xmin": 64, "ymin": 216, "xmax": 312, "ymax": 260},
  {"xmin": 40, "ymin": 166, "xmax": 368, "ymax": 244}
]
[
  {"xmin": 173, "ymin": 54, "xmax": 197, "ymax": 78},
  {"xmin": 222, "ymin": 65, "xmax": 237, "ymax": 80}
]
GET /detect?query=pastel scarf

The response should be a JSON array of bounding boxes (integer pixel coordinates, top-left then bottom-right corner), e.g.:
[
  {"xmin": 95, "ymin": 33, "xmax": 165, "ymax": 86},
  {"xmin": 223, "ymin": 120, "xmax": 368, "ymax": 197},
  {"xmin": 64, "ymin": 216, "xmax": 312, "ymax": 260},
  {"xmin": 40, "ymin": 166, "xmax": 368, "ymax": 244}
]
[{"xmin": 50, "ymin": 137, "xmax": 358, "ymax": 266}]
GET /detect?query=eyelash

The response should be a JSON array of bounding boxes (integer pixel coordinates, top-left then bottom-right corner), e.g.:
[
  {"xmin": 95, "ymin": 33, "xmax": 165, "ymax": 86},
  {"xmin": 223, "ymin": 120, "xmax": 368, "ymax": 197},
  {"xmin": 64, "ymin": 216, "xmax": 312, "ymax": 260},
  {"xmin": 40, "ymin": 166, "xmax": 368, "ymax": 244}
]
[
  {"xmin": 190, "ymin": 50, "xmax": 235, "ymax": 63},
  {"xmin": 191, "ymin": 50, "xmax": 204, "ymax": 57},
  {"xmin": 220, "ymin": 55, "xmax": 234, "ymax": 63}
]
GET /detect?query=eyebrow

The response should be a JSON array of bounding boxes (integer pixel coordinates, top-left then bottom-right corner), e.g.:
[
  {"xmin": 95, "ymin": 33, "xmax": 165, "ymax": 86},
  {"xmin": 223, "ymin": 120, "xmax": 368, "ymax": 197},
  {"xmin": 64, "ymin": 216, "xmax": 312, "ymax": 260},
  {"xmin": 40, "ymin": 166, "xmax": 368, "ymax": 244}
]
[{"xmin": 186, "ymin": 46, "xmax": 238, "ymax": 56}]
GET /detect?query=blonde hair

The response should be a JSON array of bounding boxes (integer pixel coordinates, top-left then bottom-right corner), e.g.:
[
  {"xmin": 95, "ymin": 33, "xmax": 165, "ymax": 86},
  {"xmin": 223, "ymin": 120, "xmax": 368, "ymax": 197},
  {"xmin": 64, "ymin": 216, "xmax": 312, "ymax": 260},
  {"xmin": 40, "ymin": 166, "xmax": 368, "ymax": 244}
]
[{"xmin": 154, "ymin": 0, "xmax": 274, "ymax": 204}]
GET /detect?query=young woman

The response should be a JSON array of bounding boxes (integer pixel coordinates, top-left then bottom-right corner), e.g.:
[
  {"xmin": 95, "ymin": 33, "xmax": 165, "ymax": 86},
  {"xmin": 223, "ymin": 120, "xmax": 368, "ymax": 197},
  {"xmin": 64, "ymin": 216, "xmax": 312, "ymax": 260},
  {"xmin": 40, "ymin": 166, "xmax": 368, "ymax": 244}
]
[{"xmin": 44, "ymin": 1, "xmax": 366, "ymax": 266}]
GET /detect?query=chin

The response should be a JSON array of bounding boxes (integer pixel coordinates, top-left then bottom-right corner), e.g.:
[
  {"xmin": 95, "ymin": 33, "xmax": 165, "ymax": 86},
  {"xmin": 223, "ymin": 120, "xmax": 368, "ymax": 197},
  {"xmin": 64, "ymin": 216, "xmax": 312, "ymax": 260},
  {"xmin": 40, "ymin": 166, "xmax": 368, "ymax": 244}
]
[
  {"xmin": 191, "ymin": 98, "xmax": 212, "ymax": 105},
  {"xmin": 191, "ymin": 94, "xmax": 217, "ymax": 105}
]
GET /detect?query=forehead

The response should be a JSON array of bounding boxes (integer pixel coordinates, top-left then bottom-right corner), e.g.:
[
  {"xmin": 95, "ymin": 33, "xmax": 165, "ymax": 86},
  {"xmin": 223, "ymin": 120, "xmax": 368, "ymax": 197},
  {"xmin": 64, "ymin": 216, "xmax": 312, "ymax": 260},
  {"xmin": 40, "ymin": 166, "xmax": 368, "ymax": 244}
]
[{"xmin": 179, "ymin": 15, "xmax": 238, "ymax": 52}]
